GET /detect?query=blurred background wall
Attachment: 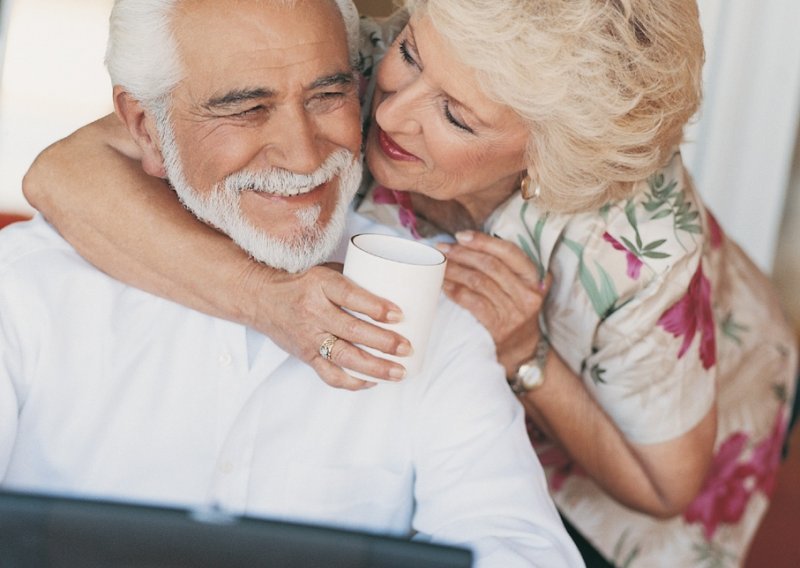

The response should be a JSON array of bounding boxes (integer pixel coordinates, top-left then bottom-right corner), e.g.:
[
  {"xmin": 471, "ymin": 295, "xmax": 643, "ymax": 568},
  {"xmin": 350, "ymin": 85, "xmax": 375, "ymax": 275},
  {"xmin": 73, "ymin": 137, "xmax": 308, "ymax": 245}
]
[{"xmin": 354, "ymin": 0, "xmax": 394, "ymax": 16}]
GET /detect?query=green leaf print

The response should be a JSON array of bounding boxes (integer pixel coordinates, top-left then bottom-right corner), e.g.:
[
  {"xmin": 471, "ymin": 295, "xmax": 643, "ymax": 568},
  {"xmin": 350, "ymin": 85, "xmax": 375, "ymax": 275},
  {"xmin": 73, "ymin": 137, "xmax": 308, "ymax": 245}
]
[
  {"xmin": 563, "ymin": 237, "xmax": 619, "ymax": 318},
  {"xmin": 517, "ymin": 201, "xmax": 548, "ymax": 281},
  {"xmin": 590, "ymin": 363, "xmax": 607, "ymax": 385},
  {"xmin": 642, "ymin": 171, "xmax": 702, "ymax": 250},
  {"xmin": 691, "ymin": 540, "xmax": 737, "ymax": 568},
  {"xmin": 650, "ymin": 208, "xmax": 672, "ymax": 220},
  {"xmin": 642, "ymin": 251, "xmax": 670, "ymax": 259},
  {"xmin": 516, "ymin": 236, "xmax": 540, "ymax": 270},
  {"xmin": 612, "ymin": 529, "xmax": 641, "ymax": 568},
  {"xmin": 679, "ymin": 224, "xmax": 703, "ymax": 234},
  {"xmin": 720, "ymin": 312, "xmax": 749, "ymax": 345},
  {"xmin": 619, "ymin": 236, "xmax": 638, "ymax": 254},
  {"xmin": 625, "ymin": 199, "xmax": 639, "ymax": 232},
  {"xmin": 643, "ymin": 238, "xmax": 667, "ymax": 251},
  {"xmin": 620, "ymin": 233, "xmax": 671, "ymax": 262}
]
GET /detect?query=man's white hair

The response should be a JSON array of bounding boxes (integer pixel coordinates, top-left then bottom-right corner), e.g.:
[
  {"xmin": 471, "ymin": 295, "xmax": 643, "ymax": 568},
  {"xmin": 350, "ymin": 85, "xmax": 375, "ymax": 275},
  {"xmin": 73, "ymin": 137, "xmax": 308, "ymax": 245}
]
[{"xmin": 105, "ymin": 0, "xmax": 361, "ymax": 109}]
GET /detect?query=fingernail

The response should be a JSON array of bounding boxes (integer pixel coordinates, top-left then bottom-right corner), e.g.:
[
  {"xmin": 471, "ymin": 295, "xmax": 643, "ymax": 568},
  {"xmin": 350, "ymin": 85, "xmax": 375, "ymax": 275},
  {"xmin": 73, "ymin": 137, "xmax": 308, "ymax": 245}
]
[
  {"xmin": 396, "ymin": 342, "xmax": 413, "ymax": 357},
  {"xmin": 455, "ymin": 231, "xmax": 474, "ymax": 243},
  {"xmin": 442, "ymin": 281, "xmax": 454, "ymax": 293},
  {"xmin": 389, "ymin": 366, "xmax": 406, "ymax": 380},
  {"xmin": 436, "ymin": 243, "xmax": 451, "ymax": 253},
  {"xmin": 387, "ymin": 309, "xmax": 403, "ymax": 323},
  {"xmin": 361, "ymin": 381, "xmax": 378, "ymax": 389}
]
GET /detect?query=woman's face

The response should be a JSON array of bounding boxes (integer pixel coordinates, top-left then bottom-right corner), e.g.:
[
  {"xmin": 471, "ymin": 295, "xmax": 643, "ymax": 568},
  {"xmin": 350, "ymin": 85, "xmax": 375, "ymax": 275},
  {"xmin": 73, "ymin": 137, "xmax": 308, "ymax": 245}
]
[{"xmin": 365, "ymin": 14, "xmax": 530, "ymax": 217}]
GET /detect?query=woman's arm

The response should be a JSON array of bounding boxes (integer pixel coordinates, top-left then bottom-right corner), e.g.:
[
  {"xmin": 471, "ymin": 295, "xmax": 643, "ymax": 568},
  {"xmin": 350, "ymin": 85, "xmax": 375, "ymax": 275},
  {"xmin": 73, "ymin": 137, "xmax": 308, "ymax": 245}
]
[
  {"xmin": 438, "ymin": 231, "xmax": 716, "ymax": 517},
  {"xmin": 23, "ymin": 114, "xmax": 411, "ymax": 389},
  {"xmin": 522, "ymin": 352, "xmax": 716, "ymax": 517}
]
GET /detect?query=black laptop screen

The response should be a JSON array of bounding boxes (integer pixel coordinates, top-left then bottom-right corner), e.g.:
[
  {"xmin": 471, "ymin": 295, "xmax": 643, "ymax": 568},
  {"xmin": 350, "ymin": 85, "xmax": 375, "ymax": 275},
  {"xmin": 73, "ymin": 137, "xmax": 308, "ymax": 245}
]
[{"xmin": 0, "ymin": 491, "xmax": 472, "ymax": 568}]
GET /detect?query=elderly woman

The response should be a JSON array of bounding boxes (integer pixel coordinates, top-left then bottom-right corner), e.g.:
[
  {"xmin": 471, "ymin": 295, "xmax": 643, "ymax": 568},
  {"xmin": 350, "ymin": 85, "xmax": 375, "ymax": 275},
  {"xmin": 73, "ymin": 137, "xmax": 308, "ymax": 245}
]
[{"xmin": 24, "ymin": 0, "xmax": 798, "ymax": 566}]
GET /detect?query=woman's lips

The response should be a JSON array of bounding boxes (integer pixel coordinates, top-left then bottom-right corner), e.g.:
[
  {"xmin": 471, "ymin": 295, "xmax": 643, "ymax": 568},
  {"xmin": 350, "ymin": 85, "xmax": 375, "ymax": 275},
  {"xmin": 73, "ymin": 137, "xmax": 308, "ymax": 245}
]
[{"xmin": 377, "ymin": 127, "xmax": 420, "ymax": 162}]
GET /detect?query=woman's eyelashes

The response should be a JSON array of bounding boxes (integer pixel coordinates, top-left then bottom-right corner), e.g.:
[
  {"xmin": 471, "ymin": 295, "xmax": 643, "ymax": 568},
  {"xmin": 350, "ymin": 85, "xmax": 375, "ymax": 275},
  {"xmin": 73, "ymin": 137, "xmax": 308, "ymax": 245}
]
[
  {"xmin": 443, "ymin": 102, "xmax": 473, "ymax": 133},
  {"xmin": 398, "ymin": 39, "xmax": 418, "ymax": 68},
  {"xmin": 397, "ymin": 39, "xmax": 474, "ymax": 134}
]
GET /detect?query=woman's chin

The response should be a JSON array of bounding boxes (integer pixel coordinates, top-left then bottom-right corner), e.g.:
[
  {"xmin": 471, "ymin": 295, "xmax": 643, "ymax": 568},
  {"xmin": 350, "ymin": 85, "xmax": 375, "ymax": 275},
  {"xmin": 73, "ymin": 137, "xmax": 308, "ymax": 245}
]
[{"xmin": 366, "ymin": 149, "xmax": 406, "ymax": 191}]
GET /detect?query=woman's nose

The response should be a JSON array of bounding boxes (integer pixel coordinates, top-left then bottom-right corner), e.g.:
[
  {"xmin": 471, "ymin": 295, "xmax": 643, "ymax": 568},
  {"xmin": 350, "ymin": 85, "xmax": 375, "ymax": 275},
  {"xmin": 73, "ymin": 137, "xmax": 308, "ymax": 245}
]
[{"xmin": 374, "ymin": 80, "xmax": 423, "ymax": 137}]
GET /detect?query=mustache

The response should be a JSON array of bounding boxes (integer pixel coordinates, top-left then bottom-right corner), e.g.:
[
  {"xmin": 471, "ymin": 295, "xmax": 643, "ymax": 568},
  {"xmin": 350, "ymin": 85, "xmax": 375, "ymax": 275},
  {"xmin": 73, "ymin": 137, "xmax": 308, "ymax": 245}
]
[{"xmin": 220, "ymin": 149, "xmax": 355, "ymax": 197}]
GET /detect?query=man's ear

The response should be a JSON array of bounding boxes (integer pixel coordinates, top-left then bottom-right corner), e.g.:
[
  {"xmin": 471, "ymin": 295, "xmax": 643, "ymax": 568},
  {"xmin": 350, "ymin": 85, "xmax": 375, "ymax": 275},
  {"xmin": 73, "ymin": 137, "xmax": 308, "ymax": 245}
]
[{"xmin": 112, "ymin": 86, "xmax": 168, "ymax": 178}]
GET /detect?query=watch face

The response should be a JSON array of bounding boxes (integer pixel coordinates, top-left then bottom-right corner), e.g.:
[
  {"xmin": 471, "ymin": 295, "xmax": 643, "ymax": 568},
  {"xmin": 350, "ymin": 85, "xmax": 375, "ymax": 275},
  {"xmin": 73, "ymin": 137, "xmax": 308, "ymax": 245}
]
[{"xmin": 520, "ymin": 363, "xmax": 544, "ymax": 390}]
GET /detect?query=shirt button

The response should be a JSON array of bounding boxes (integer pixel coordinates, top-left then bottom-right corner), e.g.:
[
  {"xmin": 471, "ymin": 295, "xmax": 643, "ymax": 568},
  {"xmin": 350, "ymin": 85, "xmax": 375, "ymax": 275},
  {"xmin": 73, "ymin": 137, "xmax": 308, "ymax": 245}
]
[
  {"xmin": 218, "ymin": 352, "xmax": 232, "ymax": 366},
  {"xmin": 219, "ymin": 461, "xmax": 234, "ymax": 474}
]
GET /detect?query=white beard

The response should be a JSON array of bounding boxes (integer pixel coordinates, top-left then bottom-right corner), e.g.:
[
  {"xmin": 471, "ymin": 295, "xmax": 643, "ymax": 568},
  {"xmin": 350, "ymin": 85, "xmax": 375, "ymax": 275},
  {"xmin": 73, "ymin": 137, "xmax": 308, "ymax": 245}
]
[{"xmin": 154, "ymin": 113, "xmax": 361, "ymax": 273}]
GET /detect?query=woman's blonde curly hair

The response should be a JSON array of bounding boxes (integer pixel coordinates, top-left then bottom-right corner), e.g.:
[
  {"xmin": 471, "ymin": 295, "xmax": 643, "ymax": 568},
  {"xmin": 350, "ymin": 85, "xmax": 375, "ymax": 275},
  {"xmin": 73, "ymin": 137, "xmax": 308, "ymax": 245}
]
[{"xmin": 403, "ymin": 0, "xmax": 705, "ymax": 213}]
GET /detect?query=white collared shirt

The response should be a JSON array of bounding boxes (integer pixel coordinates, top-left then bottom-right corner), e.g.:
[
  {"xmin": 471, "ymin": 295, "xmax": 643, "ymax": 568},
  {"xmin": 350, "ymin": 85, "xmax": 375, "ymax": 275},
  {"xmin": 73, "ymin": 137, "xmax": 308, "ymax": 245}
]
[{"xmin": 0, "ymin": 213, "xmax": 583, "ymax": 567}]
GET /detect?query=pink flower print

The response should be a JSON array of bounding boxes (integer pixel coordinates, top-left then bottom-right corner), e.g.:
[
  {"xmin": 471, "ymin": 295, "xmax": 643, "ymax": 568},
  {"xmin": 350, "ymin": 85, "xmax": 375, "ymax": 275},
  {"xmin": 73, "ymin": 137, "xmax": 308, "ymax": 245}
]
[
  {"xmin": 372, "ymin": 185, "xmax": 421, "ymax": 239},
  {"xmin": 657, "ymin": 263, "xmax": 716, "ymax": 369},
  {"xmin": 684, "ymin": 432, "xmax": 756, "ymax": 540},
  {"xmin": 749, "ymin": 406, "xmax": 788, "ymax": 496},
  {"xmin": 603, "ymin": 232, "xmax": 644, "ymax": 280},
  {"xmin": 706, "ymin": 210, "xmax": 724, "ymax": 250},
  {"xmin": 536, "ymin": 444, "xmax": 586, "ymax": 492}
]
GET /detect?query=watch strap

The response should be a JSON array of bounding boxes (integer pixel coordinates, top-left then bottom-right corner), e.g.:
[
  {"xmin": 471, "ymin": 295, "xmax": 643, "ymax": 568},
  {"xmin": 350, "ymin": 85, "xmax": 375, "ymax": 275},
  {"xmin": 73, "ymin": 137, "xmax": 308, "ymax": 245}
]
[{"xmin": 508, "ymin": 335, "xmax": 550, "ymax": 394}]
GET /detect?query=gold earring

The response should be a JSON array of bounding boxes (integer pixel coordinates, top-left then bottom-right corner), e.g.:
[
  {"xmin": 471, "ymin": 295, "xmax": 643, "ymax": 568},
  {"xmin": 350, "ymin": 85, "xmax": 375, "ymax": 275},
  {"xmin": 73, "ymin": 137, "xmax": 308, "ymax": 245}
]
[{"xmin": 520, "ymin": 175, "xmax": 540, "ymax": 200}]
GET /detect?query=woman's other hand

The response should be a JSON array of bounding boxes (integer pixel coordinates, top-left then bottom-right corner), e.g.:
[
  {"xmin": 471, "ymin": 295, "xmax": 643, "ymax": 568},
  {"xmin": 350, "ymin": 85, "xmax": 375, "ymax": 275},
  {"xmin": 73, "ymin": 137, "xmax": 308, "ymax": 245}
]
[
  {"xmin": 436, "ymin": 231, "xmax": 550, "ymax": 377},
  {"xmin": 243, "ymin": 263, "xmax": 412, "ymax": 390}
]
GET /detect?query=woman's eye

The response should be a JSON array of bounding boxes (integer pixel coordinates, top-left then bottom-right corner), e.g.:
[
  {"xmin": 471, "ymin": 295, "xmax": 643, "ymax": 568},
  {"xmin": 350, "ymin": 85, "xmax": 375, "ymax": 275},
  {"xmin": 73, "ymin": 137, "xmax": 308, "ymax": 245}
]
[
  {"xmin": 398, "ymin": 40, "xmax": 418, "ymax": 68},
  {"xmin": 443, "ymin": 102, "xmax": 473, "ymax": 134}
]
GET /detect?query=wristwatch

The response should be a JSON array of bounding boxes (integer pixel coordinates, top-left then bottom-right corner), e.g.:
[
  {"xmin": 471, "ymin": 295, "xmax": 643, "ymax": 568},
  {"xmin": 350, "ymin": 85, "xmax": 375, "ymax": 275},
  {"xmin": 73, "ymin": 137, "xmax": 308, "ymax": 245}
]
[{"xmin": 508, "ymin": 335, "xmax": 550, "ymax": 394}]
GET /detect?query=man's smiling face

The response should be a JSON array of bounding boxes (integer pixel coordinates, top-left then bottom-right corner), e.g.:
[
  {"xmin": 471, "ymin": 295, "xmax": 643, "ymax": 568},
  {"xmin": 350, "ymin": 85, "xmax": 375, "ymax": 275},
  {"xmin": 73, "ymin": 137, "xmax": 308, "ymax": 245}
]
[{"xmin": 163, "ymin": 0, "xmax": 362, "ymax": 249}]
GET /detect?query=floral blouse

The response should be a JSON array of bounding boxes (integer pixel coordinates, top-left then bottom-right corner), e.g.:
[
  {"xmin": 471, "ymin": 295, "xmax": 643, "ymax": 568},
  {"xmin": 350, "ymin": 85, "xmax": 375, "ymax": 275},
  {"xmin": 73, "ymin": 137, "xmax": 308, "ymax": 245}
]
[{"xmin": 356, "ymin": 14, "xmax": 798, "ymax": 568}]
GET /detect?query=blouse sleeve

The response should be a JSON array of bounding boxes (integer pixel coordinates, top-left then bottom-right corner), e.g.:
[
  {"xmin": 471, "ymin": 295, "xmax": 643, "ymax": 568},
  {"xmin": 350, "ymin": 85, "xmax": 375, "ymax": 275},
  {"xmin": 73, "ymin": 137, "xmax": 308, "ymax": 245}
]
[{"xmin": 489, "ymin": 152, "xmax": 718, "ymax": 445}]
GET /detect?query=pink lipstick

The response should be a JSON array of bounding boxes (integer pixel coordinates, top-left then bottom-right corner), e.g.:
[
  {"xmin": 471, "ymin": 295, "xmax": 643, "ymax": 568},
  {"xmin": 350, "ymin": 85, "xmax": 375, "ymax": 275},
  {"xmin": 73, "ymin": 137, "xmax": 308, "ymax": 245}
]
[{"xmin": 377, "ymin": 127, "xmax": 420, "ymax": 162}]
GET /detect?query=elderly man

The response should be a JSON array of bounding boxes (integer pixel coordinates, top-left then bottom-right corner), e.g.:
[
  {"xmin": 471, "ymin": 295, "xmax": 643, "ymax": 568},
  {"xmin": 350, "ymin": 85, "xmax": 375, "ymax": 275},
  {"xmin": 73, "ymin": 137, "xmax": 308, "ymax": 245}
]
[{"xmin": 0, "ymin": 0, "xmax": 583, "ymax": 566}]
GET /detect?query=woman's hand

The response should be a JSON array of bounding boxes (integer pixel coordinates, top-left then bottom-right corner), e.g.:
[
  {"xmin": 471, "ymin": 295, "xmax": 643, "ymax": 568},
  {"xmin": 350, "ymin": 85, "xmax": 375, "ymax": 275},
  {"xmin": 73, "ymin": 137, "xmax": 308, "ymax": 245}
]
[
  {"xmin": 240, "ymin": 262, "xmax": 412, "ymax": 390},
  {"xmin": 435, "ymin": 231, "xmax": 549, "ymax": 377}
]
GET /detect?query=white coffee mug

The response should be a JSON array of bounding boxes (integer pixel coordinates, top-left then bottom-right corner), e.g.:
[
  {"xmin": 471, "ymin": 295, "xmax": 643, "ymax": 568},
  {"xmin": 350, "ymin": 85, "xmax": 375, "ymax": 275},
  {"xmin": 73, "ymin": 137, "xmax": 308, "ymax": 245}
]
[{"xmin": 342, "ymin": 233, "xmax": 447, "ymax": 381}]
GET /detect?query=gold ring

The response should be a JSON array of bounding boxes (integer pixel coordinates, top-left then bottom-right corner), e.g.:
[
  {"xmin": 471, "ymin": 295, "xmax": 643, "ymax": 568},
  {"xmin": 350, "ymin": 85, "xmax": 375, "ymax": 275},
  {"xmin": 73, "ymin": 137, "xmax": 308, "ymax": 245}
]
[{"xmin": 319, "ymin": 335, "xmax": 339, "ymax": 361}]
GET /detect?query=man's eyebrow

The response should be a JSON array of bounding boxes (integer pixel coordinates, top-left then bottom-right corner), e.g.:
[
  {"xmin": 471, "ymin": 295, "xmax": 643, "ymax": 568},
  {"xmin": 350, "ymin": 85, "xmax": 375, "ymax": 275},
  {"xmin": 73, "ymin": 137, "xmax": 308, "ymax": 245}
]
[
  {"xmin": 308, "ymin": 72, "xmax": 355, "ymax": 90},
  {"xmin": 203, "ymin": 87, "xmax": 275, "ymax": 110},
  {"xmin": 202, "ymin": 73, "xmax": 353, "ymax": 110}
]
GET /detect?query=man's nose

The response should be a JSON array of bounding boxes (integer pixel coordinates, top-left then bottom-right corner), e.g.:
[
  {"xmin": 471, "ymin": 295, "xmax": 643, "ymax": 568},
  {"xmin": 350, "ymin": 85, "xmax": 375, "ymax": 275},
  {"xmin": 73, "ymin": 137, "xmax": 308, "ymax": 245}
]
[{"xmin": 264, "ymin": 105, "xmax": 326, "ymax": 174}]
